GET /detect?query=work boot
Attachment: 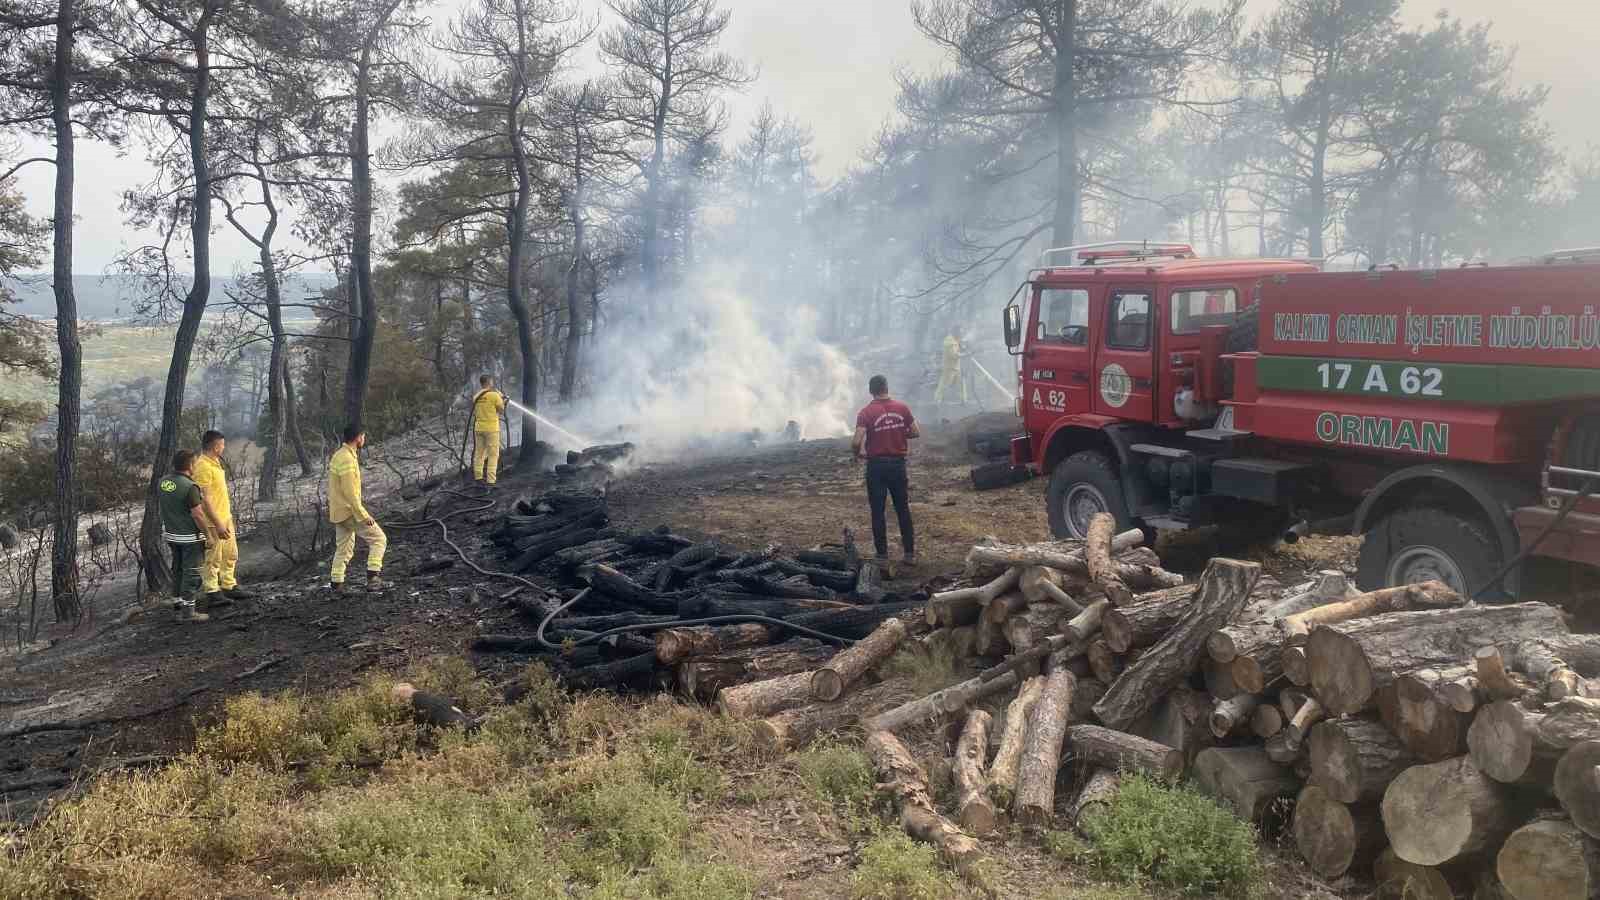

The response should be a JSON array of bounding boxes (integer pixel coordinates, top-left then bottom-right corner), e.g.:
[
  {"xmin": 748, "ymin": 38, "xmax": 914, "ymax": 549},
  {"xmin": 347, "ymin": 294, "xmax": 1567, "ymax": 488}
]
[
  {"xmin": 901, "ymin": 553, "xmax": 918, "ymax": 570},
  {"xmin": 204, "ymin": 590, "xmax": 233, "ymax": 608},
  {"xmin": 366, "ymin": 572, "xmax": 386, "ymax": 593},
  {"xmin": 329, "ymin": 580, "xmax": 347, "ymax": 597},
  {"xmin": 222, "ymin": 587, "xmax": 256, "ymax": 602},
  {"xmin": 173, "ymin": 600, "xmax": 210, "ymax": 623}
]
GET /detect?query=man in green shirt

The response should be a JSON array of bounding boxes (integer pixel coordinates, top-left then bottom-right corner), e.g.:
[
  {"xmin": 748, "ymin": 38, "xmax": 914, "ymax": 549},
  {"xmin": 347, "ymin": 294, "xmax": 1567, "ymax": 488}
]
[{"xmin": 158, "ymin": 450, "xmax": 217, "ymax": 622}]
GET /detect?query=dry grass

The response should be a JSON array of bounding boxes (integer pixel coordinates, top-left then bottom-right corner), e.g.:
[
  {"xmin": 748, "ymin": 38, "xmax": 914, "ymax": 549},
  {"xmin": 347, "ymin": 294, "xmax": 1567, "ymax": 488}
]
[
  {"xmin": 0, "ymin": 662, "xmax": 763, "ymax": 900},
  {"xmin": 0, "ymin": 652, "xmax": 1282, "ymax": 900}
]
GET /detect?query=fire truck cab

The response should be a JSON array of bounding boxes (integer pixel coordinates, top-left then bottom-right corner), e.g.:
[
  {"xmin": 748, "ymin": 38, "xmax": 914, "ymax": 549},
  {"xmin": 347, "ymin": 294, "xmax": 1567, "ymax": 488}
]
[{"xmin": 1003, "ymin": 242, "xmax": 1600, "ymax": 597}]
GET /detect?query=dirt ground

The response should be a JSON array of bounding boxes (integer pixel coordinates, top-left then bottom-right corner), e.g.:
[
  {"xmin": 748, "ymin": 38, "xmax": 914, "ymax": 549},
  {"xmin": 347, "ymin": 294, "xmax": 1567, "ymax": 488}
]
[{"xmin": 0, "ymin": 413, "xmax": 1360, "ymax": 896}]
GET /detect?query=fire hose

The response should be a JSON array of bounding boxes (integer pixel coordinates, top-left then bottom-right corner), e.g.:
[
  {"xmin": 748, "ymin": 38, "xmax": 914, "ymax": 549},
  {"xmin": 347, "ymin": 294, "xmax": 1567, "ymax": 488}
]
[
  {"xmin": 1470, "ymin": 475, "xmax": 1595, "ymax": 602},
  {"xmin": 387, "ymin": 488, "xmax": 859, "ymax": 654}
]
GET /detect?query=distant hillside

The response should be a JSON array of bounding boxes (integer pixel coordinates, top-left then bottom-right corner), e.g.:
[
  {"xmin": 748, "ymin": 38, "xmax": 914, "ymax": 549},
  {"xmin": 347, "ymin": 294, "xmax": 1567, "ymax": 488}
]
[{"xmin": 4, "ymin": 273, "xmax": 337, "ymax": 321}]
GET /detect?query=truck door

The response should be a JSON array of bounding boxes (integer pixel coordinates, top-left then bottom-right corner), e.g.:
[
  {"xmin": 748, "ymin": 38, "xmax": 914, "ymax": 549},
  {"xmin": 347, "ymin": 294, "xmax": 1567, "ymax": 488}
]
[
  {"xmin": 1093, "ymin": 287, "xmax": 1157, "ymax": 422},
  {"xmin": 1022, "ymin": 285, "xmax": 1098, "ymax": 423}
]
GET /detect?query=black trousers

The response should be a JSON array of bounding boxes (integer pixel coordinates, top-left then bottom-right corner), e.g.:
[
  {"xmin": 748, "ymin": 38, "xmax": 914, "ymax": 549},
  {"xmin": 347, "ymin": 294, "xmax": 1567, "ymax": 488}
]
[
  {"xmin": 168, "ymin": 540, "xmax": 205, "ymax": 601},
  {"xmin": 865, "ymin": 457, "xmax": 914, "ymax": 558}
]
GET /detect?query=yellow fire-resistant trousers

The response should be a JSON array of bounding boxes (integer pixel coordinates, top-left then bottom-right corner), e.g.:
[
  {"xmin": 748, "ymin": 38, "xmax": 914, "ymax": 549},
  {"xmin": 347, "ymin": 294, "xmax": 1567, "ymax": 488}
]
[
  {"xmin": 331, "ymin": 517, "xmax": 387, "ymax": 583},
  {"xmin": 934, "ymin": 365, "xmax": 967, "ymax": 403},
  {"xmin": 473, "ymin": 430, "xmax": 501, "ymax": 484},
  {"xmin": 201, "ymin": 531, "xmax": 238, "ymax": 593}
]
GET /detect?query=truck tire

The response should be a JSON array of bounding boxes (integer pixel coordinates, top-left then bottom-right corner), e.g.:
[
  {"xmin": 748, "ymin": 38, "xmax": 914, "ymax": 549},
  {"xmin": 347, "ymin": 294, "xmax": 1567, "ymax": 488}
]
[
  {"xmin": 1219, "ymin": 303, "xmax": 1259, "ymax": 398},
  {"xmin": 1047, "ymin": 451, "xmax": 1132, "ymax": 540},
  {"xmin": 1356, "ymin": 507, "xmax": 1501, "ymax": 598}
]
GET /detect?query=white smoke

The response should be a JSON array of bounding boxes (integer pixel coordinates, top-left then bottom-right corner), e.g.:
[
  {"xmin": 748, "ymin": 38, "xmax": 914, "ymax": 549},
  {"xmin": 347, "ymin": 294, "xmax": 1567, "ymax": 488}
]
[{"xmin": 565, "ymin": 264, "xmax": 861, "ymax": 460}]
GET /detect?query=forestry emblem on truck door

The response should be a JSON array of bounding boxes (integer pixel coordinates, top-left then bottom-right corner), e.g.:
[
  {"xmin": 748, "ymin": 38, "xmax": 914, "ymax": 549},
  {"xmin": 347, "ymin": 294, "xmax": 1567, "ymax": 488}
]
[{"xmin": 1099, "ymin": 364, "xmax": 1133, "ymax": 408}]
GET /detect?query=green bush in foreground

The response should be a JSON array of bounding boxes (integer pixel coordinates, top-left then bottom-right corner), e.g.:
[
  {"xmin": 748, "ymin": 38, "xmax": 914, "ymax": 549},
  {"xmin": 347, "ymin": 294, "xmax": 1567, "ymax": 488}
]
[
  {"xmin": 794, "ymin": 742, "xmax": 877, "ymax": 815},
  {"xmin": 1075, "ymin": 774, "xmax": 1263, "ymax": 898},
  {"xmin": 851, "ymin": 830, "xmax": 957, "ymax": 900}
]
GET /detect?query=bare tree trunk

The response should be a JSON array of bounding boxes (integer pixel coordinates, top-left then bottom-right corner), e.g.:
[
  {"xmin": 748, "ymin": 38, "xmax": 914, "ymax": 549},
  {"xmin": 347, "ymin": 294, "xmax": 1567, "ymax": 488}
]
[
  {"xmin": 1408, "ymin": 143, "xmax": 1436, "ymax": 268},
  {"xmin": 506, "ymin": 0, "xmax": 538, "ymax": 462},
  {"xmin": 251, "ymin": 166, "xmax": 289, "ymax": 499},
  {"xmin": 343, "ymin": 40, "xmax": 378, "ymax": 430},
  {"xmin": 559, "ymin": 197, "xmax": 586, "ymax": 403},
  {"xmin": 640, "ymin": 100, "xmax": 667, "ymax": 316},
  {"xmin": 1050, "ymin": 0, "xmax": 1078, "ymax": 246},
  {"xmin": 49, "ymin": 0, "xmax": 81, "ymax": 621},
  {"xmin": 281, "ymin": 344, "xmax": 311, "ymax": 475},
  {"xmin": 1307, "ymin": 98, "xmax": 1330, "ymax": 259},
  {"xmin": 140, "ymin": 8, "xmax": 216, "ymax": 592}
]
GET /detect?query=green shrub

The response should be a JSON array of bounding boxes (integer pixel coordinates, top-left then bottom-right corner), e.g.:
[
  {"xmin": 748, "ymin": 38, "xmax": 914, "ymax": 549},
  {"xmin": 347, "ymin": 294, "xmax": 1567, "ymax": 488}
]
[
  {"xmin": 850, "ymin": 831, "xmax": 957, "ymax": 900},
  {"xmin": 299, "ymin": 782, "xmax": 559, "ymax": 896},
  {"xmin": 194, "ymin": 677, "xmax": 417, "ymax": 779},
  {"xmin": 1076, "ymin": 774, "xmax": 1263, "ymax": 897},
  {"xmin": 409, "ymin": 655, "xmax": 497, "ymax": 713},
  {"xmin": 589, "ymin": 856, "xmax": 756, "ymax": 900},
  {"xmin": 1043, "ymin": 829, "xmax": 1095, "ymax": 865},
  {"xmin": 561, "ymin": 777, "xmax": 692, "ymax": 880},
  {"xmin": 793, "ymin": 743, "xmax": 877, "ymax": 815}
]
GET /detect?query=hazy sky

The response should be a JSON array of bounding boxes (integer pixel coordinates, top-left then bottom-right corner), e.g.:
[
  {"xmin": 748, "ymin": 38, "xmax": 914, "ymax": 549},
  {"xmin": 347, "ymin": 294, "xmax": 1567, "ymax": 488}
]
[{"xmin": 11, "ymin": 0, "xmax": 1599, "ymax": 274}]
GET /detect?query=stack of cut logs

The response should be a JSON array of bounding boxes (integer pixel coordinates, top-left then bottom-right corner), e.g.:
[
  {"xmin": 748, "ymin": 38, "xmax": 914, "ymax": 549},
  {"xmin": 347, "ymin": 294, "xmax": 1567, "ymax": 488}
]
[
  {"xmin": 706, "ymin": 511, "xmax": 1600, "ymax": 898},
  {"xmin": 478, "ymin": 487, "xmax": 917, "ymax": 698}
]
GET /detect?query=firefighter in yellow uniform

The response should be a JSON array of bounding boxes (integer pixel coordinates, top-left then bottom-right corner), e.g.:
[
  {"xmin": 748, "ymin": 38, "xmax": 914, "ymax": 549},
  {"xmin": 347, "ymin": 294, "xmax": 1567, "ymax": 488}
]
[
  {"xmin": 193, "ymin": 430, "xmax": 254, "ymax": 604},
  {"xmin": 934, "ymin": 327, "xmax": 968, "ymax": 404},
  {"xmin": 471, "ymin": 374, "xmax": 507, "ymax": 486},
  {"xmin": 329, "ymin": 424, "xmax": 386, "ymax": 593}
]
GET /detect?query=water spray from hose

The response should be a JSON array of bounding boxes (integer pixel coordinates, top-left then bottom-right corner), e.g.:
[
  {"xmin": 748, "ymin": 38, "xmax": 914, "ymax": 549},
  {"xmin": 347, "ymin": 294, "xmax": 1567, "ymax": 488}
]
[
  {"xmin": 505, "ymin": 399, "xmax": 594, "ymax": 448},
  {"xmin": 967, "ymin": 357, "xmax": 1016, "ymax": 402}
]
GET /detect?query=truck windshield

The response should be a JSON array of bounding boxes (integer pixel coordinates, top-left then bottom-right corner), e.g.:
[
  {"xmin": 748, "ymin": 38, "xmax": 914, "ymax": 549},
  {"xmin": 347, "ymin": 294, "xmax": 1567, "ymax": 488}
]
[{"xmin": 1038, "ymin": 288, "xmax": 1089, "ymax": 345}]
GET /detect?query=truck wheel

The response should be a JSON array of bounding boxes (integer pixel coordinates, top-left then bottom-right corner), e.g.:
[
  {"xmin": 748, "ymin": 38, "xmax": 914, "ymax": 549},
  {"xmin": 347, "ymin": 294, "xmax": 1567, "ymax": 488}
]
[
  {"xmin": 1356, "ymin": 507, "xmax": 1501, "ymax": 597},
  {"xmin": 1047, "ymin": 451, "xmax": 1132, "ymax": 540}
]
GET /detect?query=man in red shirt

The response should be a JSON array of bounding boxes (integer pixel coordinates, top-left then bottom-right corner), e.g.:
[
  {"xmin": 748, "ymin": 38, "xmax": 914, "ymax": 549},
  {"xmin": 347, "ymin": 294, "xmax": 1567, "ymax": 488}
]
[{"xmin": 853, "ymin": 374, "xmax": 920, "ymax": 564}]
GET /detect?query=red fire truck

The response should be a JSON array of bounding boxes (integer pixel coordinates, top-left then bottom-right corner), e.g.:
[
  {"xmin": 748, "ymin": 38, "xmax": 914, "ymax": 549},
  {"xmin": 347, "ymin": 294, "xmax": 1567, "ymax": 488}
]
[{"xmin": 1002, "ymin": 242, "xmax": 1600, "ymax": 597}]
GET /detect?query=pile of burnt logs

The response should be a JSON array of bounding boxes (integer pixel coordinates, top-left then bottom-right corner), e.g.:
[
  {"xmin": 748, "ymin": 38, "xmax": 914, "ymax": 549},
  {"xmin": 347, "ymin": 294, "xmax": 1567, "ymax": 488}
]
[
  {"xmin": 479, "ymin": 488, "xmax": 921, "ymax": 698},
  {"xmin": 705, "ymin": 509, "xmax": 1600, "ymax": 898},
  {"xmin": 553, "ymin": 442, "xmax": 635, "ymax": 480}
]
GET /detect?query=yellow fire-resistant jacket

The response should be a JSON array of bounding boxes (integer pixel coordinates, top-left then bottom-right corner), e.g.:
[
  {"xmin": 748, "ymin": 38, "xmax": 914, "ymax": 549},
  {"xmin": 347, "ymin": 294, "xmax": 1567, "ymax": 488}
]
[
  {"xmin": 192, "ymin": 453, "xmax": 231, "ymax": 523},
  {"xmin": 328, "ymin": 444, "xmax": 369, "ymax": 524},
  {"xmin": 472, "ymin": 389, "xmax": 506, "ymax": 432},
  {"xmin": 942, "ymin": 335, "xmax": 962, "ymax": 371}
]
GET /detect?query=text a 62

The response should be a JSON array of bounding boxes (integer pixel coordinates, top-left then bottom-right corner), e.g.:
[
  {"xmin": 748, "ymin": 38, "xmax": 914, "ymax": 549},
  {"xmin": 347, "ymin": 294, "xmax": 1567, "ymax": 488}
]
[{"xmin": 1316, "ymin": 362, "xmax": 1443, "ymax": 397}]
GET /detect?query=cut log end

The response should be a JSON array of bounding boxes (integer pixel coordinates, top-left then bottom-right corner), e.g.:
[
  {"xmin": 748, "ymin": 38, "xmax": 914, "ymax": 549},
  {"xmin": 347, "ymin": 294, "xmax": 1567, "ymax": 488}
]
[
  {"xmin": 1251, "ymin": 703, "xmax": 1285, "ymax": 739},
  {"xmin": 1380, "ymin": 675, "xmax": 1470, "ymax": 762},
  {"xmin": 1306, "ymin": 626, "xmax": 1374, "ymax": 716},
  {"xmin": 1374, "ymin": 849, "xmax": 1463, "ymax": 900},
  {"xmin": 1476, "ymin": 645, "xmax": 1524, "ymax": 701},
  {"xmin": 1467, "ymin": 701, "xmax": 1537, "ymax": 784},
  {"xmin": 1070, "ymin": 768, "xmax": 1121, "ymax": 830},
  {"xmin": 1382, "ymin": 756, "xmax": 1519, "ymax": 866},
  {"xmin": 1555, "ymin": 741, "xmax": 1600, "ymax": 840},
  {"xmin": 1496, "ymin": 816, "xmax": 1600, "ymax": 900},
  {"xmin": 809, "ymin": 670, "xmax": 847, "ymax": 704},
  {"xmin": 1193, "ymin": 746, "xmax": 1298, "ymax": 825},
  {"xmin": 1294, "ymin": 784, "xmax": 1380, "ymax": 879},
  {"xmin": 1309, "ymin": 718, "xmax": 1414, "ymax": 805}
]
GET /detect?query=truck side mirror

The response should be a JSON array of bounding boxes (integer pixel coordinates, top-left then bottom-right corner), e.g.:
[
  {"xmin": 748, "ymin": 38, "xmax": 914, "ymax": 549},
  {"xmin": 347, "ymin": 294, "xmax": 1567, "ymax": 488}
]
[{"xmin": 1003, "ymin": 304, "xmax": 1022, "ymax": 352}]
